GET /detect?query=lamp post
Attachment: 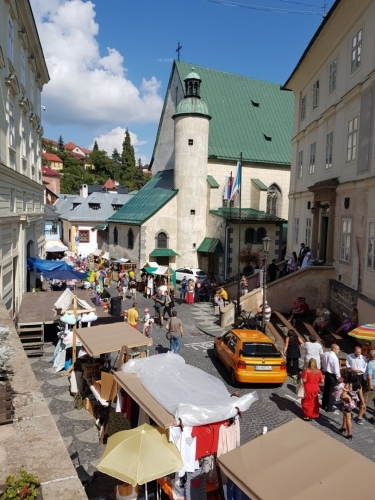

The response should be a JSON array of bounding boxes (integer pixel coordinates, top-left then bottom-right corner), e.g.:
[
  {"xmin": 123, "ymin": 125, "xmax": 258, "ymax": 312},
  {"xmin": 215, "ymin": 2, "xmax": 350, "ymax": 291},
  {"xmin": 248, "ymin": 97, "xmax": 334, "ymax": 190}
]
[{"xmin": 261, "ymin": 233, "xmax": 271, "ymax": 332}]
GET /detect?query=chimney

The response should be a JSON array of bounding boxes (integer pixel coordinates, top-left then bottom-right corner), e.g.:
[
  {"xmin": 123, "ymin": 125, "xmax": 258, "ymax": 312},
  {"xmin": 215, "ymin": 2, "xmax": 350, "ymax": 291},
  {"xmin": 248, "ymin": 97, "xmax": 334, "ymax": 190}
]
[{"xmin": 80, "ymin": 184, "xmax": 88, "ymax": 198}]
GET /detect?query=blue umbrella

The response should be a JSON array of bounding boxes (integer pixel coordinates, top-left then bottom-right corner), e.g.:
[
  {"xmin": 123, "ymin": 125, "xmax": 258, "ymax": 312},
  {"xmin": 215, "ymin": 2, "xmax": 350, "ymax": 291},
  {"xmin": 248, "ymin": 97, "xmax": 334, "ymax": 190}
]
[{"xmin": 43, "ymin": 269, "xmax": 88, "ymax": 281}]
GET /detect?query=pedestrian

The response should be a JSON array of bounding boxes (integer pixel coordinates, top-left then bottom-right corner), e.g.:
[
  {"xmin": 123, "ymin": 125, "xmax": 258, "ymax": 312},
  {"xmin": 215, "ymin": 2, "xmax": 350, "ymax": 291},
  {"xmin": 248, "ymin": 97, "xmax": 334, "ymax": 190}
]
[
  {"xmin": 362, "ymin": 341, "xmax": 373, "ymax": 360},
  {"xmin": 121, "ymin": 274, "xmax": 129, "ymax": 301},
  {"xmin": 166, "ymin": 310, "xmax": 184, "ymax": 354},
  {"xmin": 257, "ymin": 301, "xmax": 271, "ymax": 323},
  {"xmin": 129, "ymin": 276, "xmax": 137, "ymax": 300},
  {"xmin": 335, "ymin": 307, "xmax": 358, "ymax": 335},
  {"xmin": 169, "ymin": 287, "xmax": 176, "ymax": 314},
  {"xmin": 268, "ymin": 259, "xmax": 278, "ymax": 282},
  {"xmin": 180, "ymin": 275, "xmax": 188, "ymax": 303},
  {"xmin": 146, "ymin": 275, "xmax": 154, "ymax": 298},
  {"xmin": 163, "ymin": 290, "xmax": 173, "ymax": 319},
  {"xmin": 186, "ymin": 280, "xmax": 195, "ymax": 305},
  {"xmin": 298, "ymin": 243, "xmax": 307, "ymax": 267},
  {"xmin": 288, "ymin": 297, "xmax": 310, "ymax": 326},
  {"xmin": 158, "ymin": 278, "xmax": 168, "ymax": 295},
  {"xmin": 142, "ymin": 308, "xmax": 150, "ymax": 335},
  {"xmin": 127, "ymin": 303, "xmax": 139, "ymax": 330},
  {"xmin": 145, "ymin": 318, "xmax": 154, "ymax": 342},
  {"xmin": 240, "ymin": 276, "xmax": 249, "ymax": 295},
  {"xmin": 303, "ymin": 334, "xmax": 324, "ymax": 369},
  {"xmin": 321, "ymin": 343, "xmax": 341, "ymax": 412},
  {"xmin": 288, "ymin": 252, "xmax": 299, "ymax": 273},
  {"xmin": 346, "ymin": 346, "xmax": 368, "ymax": 396},
  {"xmin": 283, "ymin": 329, "xmax": 304, "ymax": 382},
  {"xmin": 301, "ymin": 246, "xmax": 312, "ymax": 268},
  {"xmin": 339, "ymin": 371, "xmax": 365, "ymax": 441},
  {"xmin": 301, "ymin": 358, "xmax": 324, "ymax": 421},
  {"xmin": 364, "ymin": 350, "xmax": 375, "ymax": 425},
  {"xmin": 152, "ymin": 289, "xmax": 166, "ymax": 327}
]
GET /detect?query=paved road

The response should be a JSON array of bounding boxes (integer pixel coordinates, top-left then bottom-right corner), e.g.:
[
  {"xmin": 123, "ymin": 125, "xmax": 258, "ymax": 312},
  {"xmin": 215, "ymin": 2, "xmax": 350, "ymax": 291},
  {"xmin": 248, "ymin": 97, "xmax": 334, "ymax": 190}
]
[{"xmin": 30, "ymin": 286, "xmax": 375, "ymax": 499}]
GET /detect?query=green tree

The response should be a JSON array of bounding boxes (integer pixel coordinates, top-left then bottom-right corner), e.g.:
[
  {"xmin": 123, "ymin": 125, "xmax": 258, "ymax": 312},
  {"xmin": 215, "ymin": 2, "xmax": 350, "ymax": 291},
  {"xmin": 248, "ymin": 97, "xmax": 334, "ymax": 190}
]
[
  {"xmin": 121, "ymin": 129, "xmax": 136, "ymax": 172},
  {"xmin": 112, "ymin": 148, "xmax": 121, "ymax": 164},
  {"xmin": 93, "ymin": 140, "xmax": 99, "ymax": 151},
  {"xmin": 58, "ymin": 135, "xmax": 64, "ymax": 152}
]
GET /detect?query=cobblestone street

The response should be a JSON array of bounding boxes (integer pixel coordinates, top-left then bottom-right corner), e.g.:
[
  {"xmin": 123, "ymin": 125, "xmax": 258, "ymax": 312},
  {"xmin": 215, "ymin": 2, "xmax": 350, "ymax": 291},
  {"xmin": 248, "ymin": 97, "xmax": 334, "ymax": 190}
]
[{"xmin": 30, "ymin": 286, "xmax": 375, "ymax": 499}]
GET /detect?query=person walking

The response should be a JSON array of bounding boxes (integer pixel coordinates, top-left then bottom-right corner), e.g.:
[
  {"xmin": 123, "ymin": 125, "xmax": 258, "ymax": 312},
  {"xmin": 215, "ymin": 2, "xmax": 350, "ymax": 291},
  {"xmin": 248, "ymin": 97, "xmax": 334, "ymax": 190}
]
[
  {"xmin": 303, "ymin": 334, "xmax": 324, "ymax": 369},
  {"xmin": 268, "ymin": 259, "xmax": 278, "ymax": 282},
  {"xmin": 321, "ymin": 343, "xmax": 341, "ymax": 412},
  {"xmin": 339, "ymin": 372, "xmax": 365, "ymax": 441},
  {"xmin": 186, "ymin": 280, "xmax": 195, "ymax": 305},
  {"xmin": 298, "ymin": 243, "xmax": 307, "ymax": 267},
  {"xmin": 364, "ymin": 350, "xmax": 375, "ymax": 425},
  {"xmin": 288, "ymin": 252, "xmax": 299, "ymax": 273},
  {"xmin": 146, "ymin": 275, "xmax": 154, "ymax": 299},
  {"xmin": 283, "ymin": 329, "xmax": 304, "ymax": 382},
  {"xmin": 142, "ymin": 308, "xmax": 150, "ymax": 335},
  {"xmin": 163, "ymin": 290, "xmax": 173, "ymax": 319},
  {"xmin": 152, "ymin": 290, "xmax": 166, "ymax": 327},
  {"xmin": 180, "ymin": 276, "xmax": 188, "ymax": 303},
  {"xmin": 121, "ymin": 274, "xmax": 129, "ymax": 301},
  {"xmin": 129, "ymin": 276, "xmax": 137, "ymax": 300},
  {"xmin": 166, "ymin": 310, "xmax": 184, "ymax": 354},
  {"xmin": 127, "ymin": 303, "xmax": 139, "ymax": 330},
  {"xmin": 346, "ymin": 346, "xmax": 368, "ymax": 394},
  {"xmin": 301, "ymin": 246, "xmax": 312, "ymax": 268},
  {"xmin": 301, "ymin": 358, "xmax": 324, "ymax": 421}
]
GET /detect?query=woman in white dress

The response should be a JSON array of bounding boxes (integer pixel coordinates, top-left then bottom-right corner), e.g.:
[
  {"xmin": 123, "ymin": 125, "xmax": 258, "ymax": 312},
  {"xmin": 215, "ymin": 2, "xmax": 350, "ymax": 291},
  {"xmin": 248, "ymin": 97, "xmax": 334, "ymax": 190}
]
[
  {"xmin": 303, "ymin": 334, "xmax": 324, "ymax": 369},
  {"xmin": 301, "ymin": 247, "xmax": 312, "ymax": 269}
]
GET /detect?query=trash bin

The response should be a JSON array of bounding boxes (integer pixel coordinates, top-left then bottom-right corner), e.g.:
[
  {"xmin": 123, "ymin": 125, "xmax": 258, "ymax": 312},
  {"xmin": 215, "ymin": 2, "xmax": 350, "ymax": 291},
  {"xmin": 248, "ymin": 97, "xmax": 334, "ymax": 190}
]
[{"xmin": 110, "ymin": 296, "xmax": 122, "ymax": 316}]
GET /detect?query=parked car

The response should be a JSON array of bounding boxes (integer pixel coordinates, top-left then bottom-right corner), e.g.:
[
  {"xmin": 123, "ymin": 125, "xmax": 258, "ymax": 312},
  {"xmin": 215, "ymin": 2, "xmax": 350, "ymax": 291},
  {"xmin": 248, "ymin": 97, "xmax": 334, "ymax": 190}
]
[
  {"xmin": 175, "ymin": 267, "xmax": 207, "ymax": 283},
  {"xmin": 213, "ymin": 329, "xmax": 287, "ymax": 386}
]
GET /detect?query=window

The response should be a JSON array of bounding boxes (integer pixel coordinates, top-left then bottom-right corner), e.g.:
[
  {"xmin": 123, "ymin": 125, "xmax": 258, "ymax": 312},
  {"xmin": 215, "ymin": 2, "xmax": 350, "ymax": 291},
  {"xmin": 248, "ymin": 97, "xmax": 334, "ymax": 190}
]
[
  {"xmin": 190, "ymin": 210, "xmax": 195, "ymax": 215},
  {"xmin": 340, "ymin": 218, "xmax": 352, "ymax": 262},
  {"xmin": 127, "ymin": 228, "xmax": 134, "ymax": 249},
  {"xmin": 157, "ymin": 232, "xmax": 168, "ymax": 249},
  {"xmin": 297, "ymin": 150, "xmax": 303, "ymax": 179},
  {"xmin": 305, "ymin": 218, "xmax": 312, "ymax": 247},
  {"xmin": 367, "ymin": 222, "xmax": 375, "ymax": 270},
  {"xmin": 8, "ymin": 17, "xmax": 14, "ymax": 61},
  {"xmin": 300, "ymin": 95, "xmax": 306, "ymax": 121},
  {"xmin": 20, "ymin": 47, "xmax": 26, "ymax": 86},
  {"xmin": 21, "ymin": 118, "xmax": 26, "ymax": 158},
  {"xmin": 325, "ymin": 131, "xmax": 333, "ymax": 169},
  {"xmin": 309, "ymin": 142, "xmax": 316, "ymax": 174},
  {"xmin": 30, "ymin": 71, "xmax": 34, "ymax": 103},
  {"xmin": 351, "ymin": 29, "xmax": 362, "ymax": 73},
  {"xmin": 113, "ymin": 226, "xmax": 118, "ymax": 245},
  {"xmin": 188, "ymin": 139, "xmax": 193, "ymax": 146},
  {"xmin": 228, "ymin": 336, "xmax": 238, "ymax": 354},
  {"xmin": 256, "ymin": 227, "xmax": 266, "ymax": 243},
  {"xmin": 328, "ymin": 59, "xmax": 337, "ymax": 94},
  {"xmin": 312, "ymin": 80, "xmax": 319, "ymax": 109},
  {"xmin": 88, "ymin": 203, "xmax": 100, "ymax": 210},
  {"xmin": 78, "ymin": 230, "xmax": 90, "ymax": 243},
  {"xmin": 32, "ymin": 194, "xmax": 35, "ymax": 212},
  {"xmin": 8, "ymin": 98, "xmax": 15, "ymax": 148},
  {"xmin": 22, "ymin": 191, "xmax": 26, "ymax": 211},
  {"xmin": 294, "ymin": 218, "xmax": 299, "ymax": 245},
  {"xmin": 9, "ymin": 189, "xmax": 15, "ymax": 213},
  {"xmin": 30, "ymin": 130, "xmax": 35, "ymax": 166},
  {"xmin": 347, "ymin": 117, "xmax": 358, "ymax": 162},
  {"xmin": 245, "ymin": 227, "xmax": 255, "ymax": 244},
  {"xmin": 266, "ymin": 184, "xmax": 280, "ymax": 216},
  {"xmin": 112, "ymin": 204, "xmax": 122, "ymax": 211}
]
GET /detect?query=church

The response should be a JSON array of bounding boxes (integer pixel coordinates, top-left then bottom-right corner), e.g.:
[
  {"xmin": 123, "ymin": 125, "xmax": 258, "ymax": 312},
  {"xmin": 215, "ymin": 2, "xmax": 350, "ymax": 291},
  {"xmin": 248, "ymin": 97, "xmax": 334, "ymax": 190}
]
[{"xmin": 103, "ymin": 61, "xmax": 294, "ymax": 280}]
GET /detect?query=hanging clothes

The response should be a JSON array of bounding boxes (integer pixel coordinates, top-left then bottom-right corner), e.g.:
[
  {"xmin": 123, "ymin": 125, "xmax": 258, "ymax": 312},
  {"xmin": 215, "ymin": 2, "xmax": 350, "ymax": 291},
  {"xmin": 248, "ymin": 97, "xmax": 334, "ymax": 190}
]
[
  {"xmin": 185, "ymin": 467, "xmax": 206, "ymax": 500},
  {"xmin": 191, "ymin": 422, "xmax": 223, "ymax": 460},
  {"xmin": 169, "ymin": 426, "xmax": 199, "ymax": 477},
  {"xmin": 217, "ymin": 418, "xmax": 240, "ymax": 457}
]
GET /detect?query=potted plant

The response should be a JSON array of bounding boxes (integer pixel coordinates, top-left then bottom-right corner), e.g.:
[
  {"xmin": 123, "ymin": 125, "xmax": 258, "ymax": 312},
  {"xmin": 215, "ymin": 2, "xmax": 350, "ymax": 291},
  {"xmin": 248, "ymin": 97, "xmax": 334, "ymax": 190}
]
[
  {"xmin": 238, "ymin": 249, "xmax": 261, "ymax": 270},
  {"xmin": 0, "ymin": 469, "xmax": 42, "ymax": 499}
]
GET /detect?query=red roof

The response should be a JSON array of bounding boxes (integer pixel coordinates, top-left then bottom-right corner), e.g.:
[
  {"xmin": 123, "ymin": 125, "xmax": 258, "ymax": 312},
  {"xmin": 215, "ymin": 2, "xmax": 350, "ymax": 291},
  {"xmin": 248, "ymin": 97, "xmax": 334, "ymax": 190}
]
[
  {"xmin": 65, "ymin": 141, "xmax": 91, "ymax": 155},
  {"xmin": 42, "ymin": 152, "xmax": 63, "ymax": 163},
  {"xmin": 42, "ymin": 166, "xmax": 61, "ymax": 177},
  {"xmin": 102, "ymin": 178, "xmax": 118, "ymax": 190},
  {"xmin": 43, "ymin": 138, "xmax": 58, "ymax": 147}
]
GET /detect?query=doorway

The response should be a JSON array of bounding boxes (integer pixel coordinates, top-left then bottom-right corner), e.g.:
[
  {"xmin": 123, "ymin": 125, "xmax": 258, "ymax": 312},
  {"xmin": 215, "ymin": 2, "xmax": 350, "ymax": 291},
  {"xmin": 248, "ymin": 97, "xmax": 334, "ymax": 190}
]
[
  {"xmin": 320, "ymin": 217, "xmax": 328, "ymax": 264},
  {"xmin": 27, "ymin": 240, "xmax": 34, "ymax": 292}
]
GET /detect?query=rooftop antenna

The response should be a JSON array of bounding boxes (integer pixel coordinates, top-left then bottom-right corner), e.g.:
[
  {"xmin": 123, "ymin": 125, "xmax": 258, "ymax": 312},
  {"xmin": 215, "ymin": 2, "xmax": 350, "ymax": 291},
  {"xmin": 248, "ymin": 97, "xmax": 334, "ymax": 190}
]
[
  {"xmin": 176, "ymin": 41, "xmax": 182, "ymax": 61},
  {"xmin": 322, "ymin": 1, "xmax": 328, "ymax": 17}
]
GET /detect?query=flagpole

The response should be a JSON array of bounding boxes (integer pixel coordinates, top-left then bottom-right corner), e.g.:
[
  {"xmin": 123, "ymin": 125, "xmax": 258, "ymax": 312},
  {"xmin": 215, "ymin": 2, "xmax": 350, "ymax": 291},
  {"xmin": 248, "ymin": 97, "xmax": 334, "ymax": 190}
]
[
  {"xmin": 236, "ymin": 153, "xmax": 242, "ymax": 317},
  {"xmin": 226, "ymin": 171, "xmax": 232, "ymax": 280}
]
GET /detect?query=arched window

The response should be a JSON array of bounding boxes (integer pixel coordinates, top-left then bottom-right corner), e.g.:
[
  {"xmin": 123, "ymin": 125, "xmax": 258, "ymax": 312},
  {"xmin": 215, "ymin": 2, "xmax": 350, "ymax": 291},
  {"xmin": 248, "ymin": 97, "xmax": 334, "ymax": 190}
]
[
  {"xmin": 157, "ymin": 231, "xmax": 168, "ymax": 249},
  {"xmin": 113, "ymin": 226, "xmax": 118, "ymax": 246},
  {"xmin": 257, "ymin": 227, "xmax": 266, "ymax": 243},
  {"xmin": 245, "ymin": 228, "xmax": 255, "ymax": 244},
  {"xmin": 266, "ymin": 184, "xmax": 281, "ymax": 216},
  {"xmin": 128, "ymin": 228, "xmax": 134, "ymax": 249}
]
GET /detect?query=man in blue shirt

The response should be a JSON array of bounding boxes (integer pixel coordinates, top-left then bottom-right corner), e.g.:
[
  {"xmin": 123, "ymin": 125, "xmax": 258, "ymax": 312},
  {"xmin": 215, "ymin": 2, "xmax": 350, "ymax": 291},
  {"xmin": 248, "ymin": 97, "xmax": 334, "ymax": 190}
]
[
  {"xmin": 365, "ymin": 350, "xmax": 375, "ymax": 425},
  {"xmin": 180, "ymin": 276, "xmax": 188, "ymax": 303}
]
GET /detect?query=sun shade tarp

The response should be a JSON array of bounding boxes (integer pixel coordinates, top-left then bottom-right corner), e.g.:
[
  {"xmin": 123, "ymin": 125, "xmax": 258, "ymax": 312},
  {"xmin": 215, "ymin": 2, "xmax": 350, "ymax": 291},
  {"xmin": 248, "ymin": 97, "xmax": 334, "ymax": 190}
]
[
  {"xmin": 27, "ymin": 257, "xmax": 73, "ymax": 272},
  {"xmin": 78, "ymin": 323, "xmax": 150, "ymax": 357},
  {"xmin": 218, "ymin": 418, "xmax": 375, "ymax": 500},
  {"xmin": 114, "ymin": 372, "xmax": 175, "ymax": 429}
]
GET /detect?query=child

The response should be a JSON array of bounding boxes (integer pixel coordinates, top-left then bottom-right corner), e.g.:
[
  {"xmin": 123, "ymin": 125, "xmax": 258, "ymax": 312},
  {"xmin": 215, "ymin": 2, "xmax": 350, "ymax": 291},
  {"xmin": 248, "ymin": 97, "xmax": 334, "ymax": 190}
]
[
  {"xmin": 123, "ymin": 309, "xmax": 128, "ymax": 322},
  {"xmin": 142, "ymin": 308, "xmax": 150, "ymax": 335},
  {"xmin": 145, "ymin": 318, "xmax": 154, "ymax": 340}
]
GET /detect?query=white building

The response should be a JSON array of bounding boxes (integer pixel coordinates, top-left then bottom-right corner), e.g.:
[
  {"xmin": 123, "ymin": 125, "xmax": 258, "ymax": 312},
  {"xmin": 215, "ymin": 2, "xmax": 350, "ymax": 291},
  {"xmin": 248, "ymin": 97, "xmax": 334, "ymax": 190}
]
[
  {"xmin": 0, "ymin": 0, "xmax": 49, "ymax": 314},
  {"xmin": 284, "ymin": 0, "xmax": 375, "ymax": 319},
  {"xmin": 105, "ymin": 62, "xmax": 294, "ymax": 279}
]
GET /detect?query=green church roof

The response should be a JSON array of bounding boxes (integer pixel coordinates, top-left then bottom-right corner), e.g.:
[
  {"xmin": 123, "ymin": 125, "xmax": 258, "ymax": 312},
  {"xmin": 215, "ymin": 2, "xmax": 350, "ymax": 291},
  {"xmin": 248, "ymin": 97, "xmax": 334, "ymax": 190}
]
[
  {"xmin": 107, "ymin": 170, "xmax": 177, "ymax": 225},
  {"xmin": 152, "ymin": 61, "xmax": 294, "ymax": 167},
  {"xmin": 174, "ymin": 97, "xmax": 210, "ymax": 118}
]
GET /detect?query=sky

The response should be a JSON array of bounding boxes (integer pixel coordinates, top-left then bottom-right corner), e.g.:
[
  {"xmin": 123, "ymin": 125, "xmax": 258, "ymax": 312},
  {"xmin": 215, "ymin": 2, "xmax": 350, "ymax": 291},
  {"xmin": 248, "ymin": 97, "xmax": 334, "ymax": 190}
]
[{"xmin": 30, "ymin": 0, "xmax": 334, "ymax": 164}]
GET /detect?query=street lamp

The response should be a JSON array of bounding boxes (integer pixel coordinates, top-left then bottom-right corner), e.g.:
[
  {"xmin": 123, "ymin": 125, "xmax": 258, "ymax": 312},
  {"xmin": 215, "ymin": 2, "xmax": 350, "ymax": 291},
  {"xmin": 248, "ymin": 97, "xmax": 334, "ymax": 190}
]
[{"xmin": 261, "ymin": 233, "xmax": 272, "ymax": 332}]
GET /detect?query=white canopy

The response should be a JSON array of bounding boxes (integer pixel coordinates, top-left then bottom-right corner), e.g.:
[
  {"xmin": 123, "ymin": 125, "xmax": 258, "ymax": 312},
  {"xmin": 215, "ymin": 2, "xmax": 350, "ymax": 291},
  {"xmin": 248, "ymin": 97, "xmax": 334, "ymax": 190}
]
[
  {"xmin": 54, "ymin": 289, "xmax": 94, "ymax": 313},
  {"xmin": 44, "ymin": 239, "xmax": 68, "ymax": 252}
]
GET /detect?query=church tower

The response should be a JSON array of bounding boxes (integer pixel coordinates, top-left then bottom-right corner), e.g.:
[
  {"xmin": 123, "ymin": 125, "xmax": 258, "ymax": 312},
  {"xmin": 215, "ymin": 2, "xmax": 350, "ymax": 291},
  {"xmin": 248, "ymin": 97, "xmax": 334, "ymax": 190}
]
[{"xmin": 172, "ymin": 69, "xmax": 211, "ymax": 266}]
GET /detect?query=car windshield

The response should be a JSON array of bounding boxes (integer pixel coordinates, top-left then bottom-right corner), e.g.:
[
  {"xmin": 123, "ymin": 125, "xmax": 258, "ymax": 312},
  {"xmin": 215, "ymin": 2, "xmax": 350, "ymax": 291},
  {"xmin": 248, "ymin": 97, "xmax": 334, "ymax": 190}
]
[
  {"xmin": 196, "ymin": 271, "xmax": 206, "ymax": 276},
  {"xmin": 241, "ymin": 343, "xmax": 281, "ymax": 357}
]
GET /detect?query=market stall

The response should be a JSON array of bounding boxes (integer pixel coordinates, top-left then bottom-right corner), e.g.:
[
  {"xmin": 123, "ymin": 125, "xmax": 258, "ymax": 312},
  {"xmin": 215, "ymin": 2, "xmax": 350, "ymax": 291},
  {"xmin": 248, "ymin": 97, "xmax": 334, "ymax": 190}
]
[{"xmin": 217, "ymin": 418, "xmax": 375, "ymax": 500}]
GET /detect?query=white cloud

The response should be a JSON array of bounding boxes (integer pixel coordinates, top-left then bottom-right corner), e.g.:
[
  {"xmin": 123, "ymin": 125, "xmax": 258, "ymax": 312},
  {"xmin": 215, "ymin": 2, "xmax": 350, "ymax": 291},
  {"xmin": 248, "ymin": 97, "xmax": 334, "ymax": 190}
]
[
  {"xmin": 157, "ymin": 58, "xmax": 174, "ymax": 63},
  {"xmin": 90, "ymin": 127, "xmax": 148, "ymax": 159},
  {"xmin": 30, "ymin": 0, "xmax": 164, "ymax": 128}
]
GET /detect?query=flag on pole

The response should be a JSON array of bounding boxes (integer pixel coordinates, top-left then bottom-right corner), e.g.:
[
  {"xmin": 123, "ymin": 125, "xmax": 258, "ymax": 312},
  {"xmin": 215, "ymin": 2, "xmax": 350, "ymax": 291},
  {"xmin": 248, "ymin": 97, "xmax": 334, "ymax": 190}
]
[
  {"xmin": 224, "ymin": 176, "xmax": 233, "ymax": 200},
  {"xmin": 230, "ymin": 161, "xmax": 241, "ymax": 200}
]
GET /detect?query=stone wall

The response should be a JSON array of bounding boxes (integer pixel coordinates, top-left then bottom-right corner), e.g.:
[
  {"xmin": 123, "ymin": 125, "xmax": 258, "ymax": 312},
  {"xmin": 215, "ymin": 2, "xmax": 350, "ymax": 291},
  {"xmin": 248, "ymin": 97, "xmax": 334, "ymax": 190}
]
[{"xmin": 0, "ymin": 298, "xmax": 86, "ymax": 499}]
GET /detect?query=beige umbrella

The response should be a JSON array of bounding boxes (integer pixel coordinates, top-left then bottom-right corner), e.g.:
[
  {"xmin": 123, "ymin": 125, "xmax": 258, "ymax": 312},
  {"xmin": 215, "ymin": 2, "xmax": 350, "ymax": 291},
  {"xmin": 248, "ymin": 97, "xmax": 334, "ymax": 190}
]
[{"xmin": 97, "ymin": 423, "xmax": 183, "ymax": 487}]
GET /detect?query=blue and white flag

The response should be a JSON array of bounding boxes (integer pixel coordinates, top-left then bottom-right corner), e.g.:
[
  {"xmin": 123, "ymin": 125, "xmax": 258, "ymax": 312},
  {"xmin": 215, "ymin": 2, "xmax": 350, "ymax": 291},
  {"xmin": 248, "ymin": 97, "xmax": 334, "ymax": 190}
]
[
  {"xmin": 230, "ymin": 161, "xmax": 241, "ymax": 200},
  {"xmin": 224, "ymin": 176, "xmax": 233, "ymax": 200}
]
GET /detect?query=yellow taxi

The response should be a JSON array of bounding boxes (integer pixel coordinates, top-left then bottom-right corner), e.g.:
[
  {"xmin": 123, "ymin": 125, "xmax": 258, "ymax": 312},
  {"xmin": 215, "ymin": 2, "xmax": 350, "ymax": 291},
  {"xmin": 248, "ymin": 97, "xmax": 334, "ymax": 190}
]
[{"xmin": 213, "ymin": 329, "xmax": 287, "ymax": 386}]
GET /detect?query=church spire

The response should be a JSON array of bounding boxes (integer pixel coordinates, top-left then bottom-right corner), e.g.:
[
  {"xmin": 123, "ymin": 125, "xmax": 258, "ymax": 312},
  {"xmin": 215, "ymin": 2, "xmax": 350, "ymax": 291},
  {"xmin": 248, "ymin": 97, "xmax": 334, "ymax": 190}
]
[{"xmin": 184, "ymin": 68, "xmax": 202, "ymax": 99}]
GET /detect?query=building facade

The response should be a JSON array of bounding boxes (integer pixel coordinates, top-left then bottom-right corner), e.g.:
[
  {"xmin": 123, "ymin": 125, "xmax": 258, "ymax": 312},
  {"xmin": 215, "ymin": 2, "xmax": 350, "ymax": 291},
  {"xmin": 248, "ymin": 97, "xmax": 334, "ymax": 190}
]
[
  {"xmin": 284, "ymin": 0, "xmax": 375, "ymax": 318},
  {"xmin": 0, "ymin": 0, "xmax": 49, "ymax": 314}
]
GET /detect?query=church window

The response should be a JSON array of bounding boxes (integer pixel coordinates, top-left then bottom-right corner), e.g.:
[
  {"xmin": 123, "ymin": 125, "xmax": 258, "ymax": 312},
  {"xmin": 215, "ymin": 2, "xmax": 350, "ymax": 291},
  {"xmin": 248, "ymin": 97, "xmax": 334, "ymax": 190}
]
[
  {"xmin": 245, "ymin": 228, "xmax": 255, "ymax": 244},
  {"xmin": 190, "ymin": 210, "xmax": 195, "ymax": 215},
  {"xmin": 157, "ymin": 231, "xmax": 168, "ymax": 249},
  {"xmin": 113, "ymin": 226, "xmax": 118, "ymax": 246},
  {"xmin": 266, "ymin": 184, "xmax": 281, "ymax": 216},
  {"xmin": 128, "ymin": 228, "xmax": 134, "ymax": 249},
  {"xmin": 188, "ymin": 139, "xmax": 193, "ymax": 146}
]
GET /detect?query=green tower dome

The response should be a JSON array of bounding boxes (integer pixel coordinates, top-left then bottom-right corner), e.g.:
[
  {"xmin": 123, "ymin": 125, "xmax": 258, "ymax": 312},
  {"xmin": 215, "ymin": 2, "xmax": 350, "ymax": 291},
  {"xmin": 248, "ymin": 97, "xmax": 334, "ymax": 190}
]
[{"xmin": 173, "ymin": 67, "xmax": 211, "ymax": 119}]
